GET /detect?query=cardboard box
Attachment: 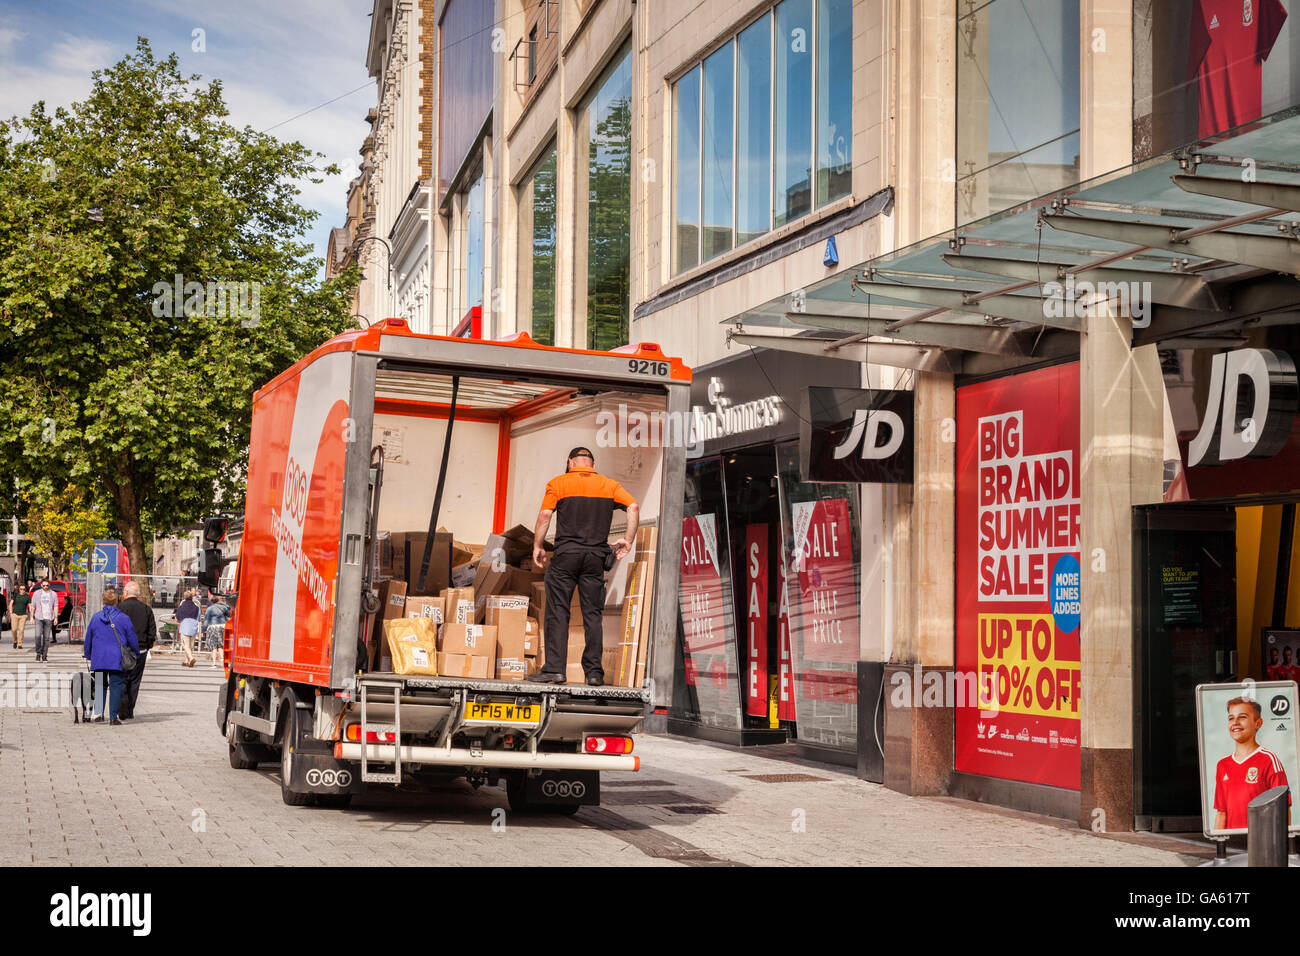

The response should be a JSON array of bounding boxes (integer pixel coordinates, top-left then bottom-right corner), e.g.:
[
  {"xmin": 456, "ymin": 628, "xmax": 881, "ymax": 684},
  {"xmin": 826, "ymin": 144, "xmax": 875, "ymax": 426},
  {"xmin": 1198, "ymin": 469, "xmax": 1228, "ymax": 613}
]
[
  {"xmin": 495, "ymin": 657, "xmax": 529, "ymax": 681},
  {"xmin": 440, "ymin": 622, "xmax": 497, "ymax": 658},
  {"xmin": 409, "ymin": 531, "xmax": 453, "ymax": 595},
  {"xmin": 523, "ymin": 616, "xmax": 541, "ymax": 659},
  {"xmin": 601, "ymin": 646, "xmax": 622, "ymax": 682},
  {"xmin": 507, "ymin": 566, "xmax": 544, "ymax": 596},
  {"xmin": 405, "ymin": 595, "xmax": 445, "ymax": 623},
  {"xmin": 370, "ymin": 580, "xmax": 408, "ymax": 668},
  {"xmin": 440, "ymin": 587, "xmax": 475, "ymax": 626},
  {"xmin": 487, "ymin": 596, "xmax": 529, "ymax": 661},
  {"xmin": 499, "ymin": 524, "xmax": 536, "ymax": 563},
  {"xmin": 471, "ymin": 534, "xmax": 508, "ymax": 591},
  {"xmin": 438, "ymin": 652, "xmax": 492, "ymax": 679},
  {"xmin": 451, "ymin": 562, "xmax": 476, "ymax": 588},
  {"xmin": 565, "ymin": 662, "xmax": 586, "ymax": 684},
  {"xmin": 566, "ymin": 625, "xmax": 589, "ymax": 664},
  {"xmin": 529, "ymin": 581, "xmax": 546, "ymax": 621}
]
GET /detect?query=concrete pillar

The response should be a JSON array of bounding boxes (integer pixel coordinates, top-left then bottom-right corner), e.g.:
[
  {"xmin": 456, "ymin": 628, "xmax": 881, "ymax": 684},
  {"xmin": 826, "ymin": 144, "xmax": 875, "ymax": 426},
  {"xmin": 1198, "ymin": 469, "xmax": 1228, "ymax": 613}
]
[
  {"xmin": 884, "ymin": 371, "xmax": 956, "ymax": 795},
  {"xmin": 1079, "ymin": 311, "xmax": 1163, "ymax": 831}
]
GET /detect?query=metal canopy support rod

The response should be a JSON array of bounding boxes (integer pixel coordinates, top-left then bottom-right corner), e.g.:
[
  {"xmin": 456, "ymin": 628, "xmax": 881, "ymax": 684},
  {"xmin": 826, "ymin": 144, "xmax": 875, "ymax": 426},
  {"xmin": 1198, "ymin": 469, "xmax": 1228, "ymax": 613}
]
[
  {"xmin": 1173, "ymin": 174, "xmax": 1300, "ymax": 214},
  {"xmin": 853, "ymin": 279, "xmax": 1080, "ymax": 332},
  {"xmin": 786, "ymin": 312, "xmax": 1030, "ymax": 355},
  {"xmin": 727, "ymin": 330, "xmax": 959, "ymax": 373},
  {"xmin": 1043, "ymin": 212, "xmax": 1300, "ymax": 276},
  {"xmin": 941, "ymin": 253, "xmax": 1220, "ymax": 311}
]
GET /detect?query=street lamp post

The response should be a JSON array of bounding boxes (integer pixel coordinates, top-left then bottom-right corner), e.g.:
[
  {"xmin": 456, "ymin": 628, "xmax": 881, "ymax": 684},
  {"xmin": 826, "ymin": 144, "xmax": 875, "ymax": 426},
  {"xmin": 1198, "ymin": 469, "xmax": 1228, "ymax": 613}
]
[{"xmin": 351, "ymin": 235, "xmax": 395, "ymax": 320}]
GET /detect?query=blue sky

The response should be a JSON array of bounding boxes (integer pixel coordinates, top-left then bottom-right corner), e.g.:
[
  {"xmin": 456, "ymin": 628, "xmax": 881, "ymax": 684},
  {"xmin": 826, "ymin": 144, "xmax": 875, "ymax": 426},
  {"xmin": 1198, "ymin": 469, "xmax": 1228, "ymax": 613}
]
[{"xmin": 0, "ymin": 0, "xmax": 376, "ymax": 274}]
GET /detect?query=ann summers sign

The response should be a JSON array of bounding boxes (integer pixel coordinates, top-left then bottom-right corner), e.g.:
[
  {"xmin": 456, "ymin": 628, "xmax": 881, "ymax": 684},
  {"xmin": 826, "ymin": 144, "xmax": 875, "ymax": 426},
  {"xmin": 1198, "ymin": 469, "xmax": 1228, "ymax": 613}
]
[{"xmin": 799, "ymin": 387, "xmax": 913, "ymax": 483}]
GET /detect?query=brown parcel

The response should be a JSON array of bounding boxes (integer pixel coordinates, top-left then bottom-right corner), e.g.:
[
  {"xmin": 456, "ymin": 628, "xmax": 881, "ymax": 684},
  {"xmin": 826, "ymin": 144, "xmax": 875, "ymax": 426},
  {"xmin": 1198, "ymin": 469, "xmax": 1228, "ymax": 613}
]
[
  {"xmin": 370, "ymin": 580, "xmax": 408, "ymax": 669},
  {"xmin": 405, "ymin": 594, "xmax": 445, "ymax": 623},
  {"xmin": 440, "ymin": 622, "xmax": 497, "ymax": 660},
  {"xmin": 440, "ymin": 587, "xmax": 475, "ymax": 626},
  {"xmin": 438, "ymin": 652, "xmax": 492, "ymax": 679},
  {"xmin": 385, "ymin": 617, "xmax": 439, "ymax": 676},
  {"xmin": 496, "ymin": 657, "xmax": 529, "ymax": 681}
]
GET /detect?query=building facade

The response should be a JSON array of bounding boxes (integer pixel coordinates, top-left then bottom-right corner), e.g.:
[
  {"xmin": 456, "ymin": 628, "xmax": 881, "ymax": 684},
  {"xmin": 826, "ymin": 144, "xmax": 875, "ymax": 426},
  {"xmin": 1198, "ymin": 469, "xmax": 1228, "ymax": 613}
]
[{"xmin": 338, "ymin": 0, "xmax": 1300, "ymax": 834}]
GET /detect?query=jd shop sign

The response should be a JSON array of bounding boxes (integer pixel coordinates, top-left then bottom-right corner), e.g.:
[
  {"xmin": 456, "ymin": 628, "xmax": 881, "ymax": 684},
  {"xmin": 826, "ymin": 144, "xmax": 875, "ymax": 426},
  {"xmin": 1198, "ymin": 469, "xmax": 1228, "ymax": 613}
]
[
  {"xmin": 800, "ymin": 387, "xmax": 913, "ymax": 483},
  {"xmin": 1188, "ymin": 348, "xmax": 1298, "ymax": 468}
]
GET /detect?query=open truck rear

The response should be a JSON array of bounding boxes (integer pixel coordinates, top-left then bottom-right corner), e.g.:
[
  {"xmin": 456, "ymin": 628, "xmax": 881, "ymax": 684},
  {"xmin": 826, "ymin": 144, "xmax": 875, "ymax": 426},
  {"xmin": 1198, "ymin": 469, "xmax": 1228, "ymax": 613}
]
[{"xmin": 213, "ymin": 318, "xmax": 690, "ymax": 811}]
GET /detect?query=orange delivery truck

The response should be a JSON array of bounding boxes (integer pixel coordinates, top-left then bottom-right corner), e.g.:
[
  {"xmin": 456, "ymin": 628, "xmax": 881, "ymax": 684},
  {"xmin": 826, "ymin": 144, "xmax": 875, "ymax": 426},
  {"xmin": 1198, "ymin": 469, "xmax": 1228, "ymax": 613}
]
[{"xmin": 203, "ymin": 318, "xmax": 692, "ymax": 812}]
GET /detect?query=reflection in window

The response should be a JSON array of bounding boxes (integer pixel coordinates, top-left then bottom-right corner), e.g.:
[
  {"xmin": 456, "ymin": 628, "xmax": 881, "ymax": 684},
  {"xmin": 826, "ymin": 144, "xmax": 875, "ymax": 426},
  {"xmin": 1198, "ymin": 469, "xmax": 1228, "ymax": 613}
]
[
  {"xmin": 774, "ymin": 0, "xmax": 813, "ymax": 228},
  {"xmin": 580, "ymin": 45, "xmax": 632, "ymax": 351},
  {"xmin": 816, "ymin": 0, "xmax": 853, "ymax": 206},
  {"xmin": 464, "ymin": 171, "xmax": 484, "ymax": 312},
  {"xmin": 956, "ymin": 0, "xmax": 1080, "ymax": 225},
  {"xmin": 702, "ymin": 43, "xmax": 735, "ymax": 260},
  {"xmin": 671, "ymin": 0, "xmax": 851, "ymax": 273},
  {"xmin": 518, "ymin": 149, "xmax": 557, "ymax": 345},
  {"xmin": 736, "ymin": 17, "xmax": 772, "ymax": 246},
  {"xmin": 673, "ymin": 67, "xmax": 701, "ymax": 274}
]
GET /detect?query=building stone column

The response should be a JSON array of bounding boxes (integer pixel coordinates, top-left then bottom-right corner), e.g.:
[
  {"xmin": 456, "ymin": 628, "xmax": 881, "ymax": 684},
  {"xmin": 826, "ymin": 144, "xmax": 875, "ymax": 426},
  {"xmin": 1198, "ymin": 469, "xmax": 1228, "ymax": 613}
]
[
  {"xmin": 883, "ymin": 371, "xmax": 956, "ymax": 795},
  {"xmin": 1079, "ymin": 309, "xmax": 1163, "ymax": 831}
]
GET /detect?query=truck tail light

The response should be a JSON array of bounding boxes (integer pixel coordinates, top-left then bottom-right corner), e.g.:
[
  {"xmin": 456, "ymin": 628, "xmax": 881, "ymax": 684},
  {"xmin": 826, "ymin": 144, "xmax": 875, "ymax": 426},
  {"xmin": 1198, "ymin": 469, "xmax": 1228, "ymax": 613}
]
[
  {"xmin": 344, "ymin": 724, "xmax": 395, "ymax": 743},
  {"xmin": 584, "ymin": 735, "xmax": 633, "ymax": 754}
]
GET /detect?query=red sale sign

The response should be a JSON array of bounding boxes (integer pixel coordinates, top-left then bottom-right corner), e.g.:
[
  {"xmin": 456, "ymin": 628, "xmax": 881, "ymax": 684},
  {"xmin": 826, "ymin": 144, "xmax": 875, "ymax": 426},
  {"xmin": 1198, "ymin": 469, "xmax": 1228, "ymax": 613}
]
[
  {"xmin": 744, "ymin": 525, "xmax": 769, "ymax": 717},
  {"xmin": 680, "ymin": 514, "xmax": 726, "ymax": 657},
  {"xmin": 776, "ymin": 550, "xmax": 795, "ymax": 722},
  {"xmin": 955, "ymin": 362, "xmax": 1082, "ymax": 790},
  {"xmin": 790, "ymin": 498, "xmax": 857, "ymax": 663}
]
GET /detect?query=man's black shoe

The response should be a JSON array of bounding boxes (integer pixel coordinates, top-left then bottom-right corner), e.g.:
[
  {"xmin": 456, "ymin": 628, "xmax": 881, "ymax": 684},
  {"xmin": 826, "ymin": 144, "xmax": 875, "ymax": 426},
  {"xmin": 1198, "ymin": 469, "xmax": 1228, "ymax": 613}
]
[
  {"xmin": 532, "ymin": 671, "xmax": 566, "ymax": 684},
  {"xmin": 109, "ymin": 719, "xmax": 122, "ymax": 726},
  {"xmin": 586, "ymin": 674, "xmax": 604, "ymax": 687}
]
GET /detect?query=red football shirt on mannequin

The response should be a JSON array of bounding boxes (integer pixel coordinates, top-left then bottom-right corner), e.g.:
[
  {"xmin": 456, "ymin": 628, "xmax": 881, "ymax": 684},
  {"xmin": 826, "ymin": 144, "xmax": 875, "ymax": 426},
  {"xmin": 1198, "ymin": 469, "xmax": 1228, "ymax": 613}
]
[{"xmin": 1188, "ymin": 0, "xmax": 1288, "ymax": 138}]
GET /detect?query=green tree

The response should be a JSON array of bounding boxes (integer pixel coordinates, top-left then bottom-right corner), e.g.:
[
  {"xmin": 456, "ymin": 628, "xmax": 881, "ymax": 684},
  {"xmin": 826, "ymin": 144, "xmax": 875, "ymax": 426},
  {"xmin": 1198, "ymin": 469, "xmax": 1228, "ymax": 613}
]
[
  {"xmin": 0, "ymin": 39, "xmax": 359, "ymax": 576},
  {"xmin": 22, "ymin": 484, "xmax": 109, "ymax": 579}
]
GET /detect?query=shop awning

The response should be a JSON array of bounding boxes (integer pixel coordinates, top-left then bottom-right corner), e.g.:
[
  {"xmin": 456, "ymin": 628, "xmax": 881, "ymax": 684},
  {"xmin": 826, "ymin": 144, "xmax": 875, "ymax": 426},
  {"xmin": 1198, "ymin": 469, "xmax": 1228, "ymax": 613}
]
[{"xmin": 727, "ymin": 112, "xmax": 1300, "ymax": 376}]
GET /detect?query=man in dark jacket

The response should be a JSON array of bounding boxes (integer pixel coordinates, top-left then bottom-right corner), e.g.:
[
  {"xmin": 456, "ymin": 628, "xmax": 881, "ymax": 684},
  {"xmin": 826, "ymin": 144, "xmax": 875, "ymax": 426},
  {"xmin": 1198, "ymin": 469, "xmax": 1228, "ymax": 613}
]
[
  {"xmin": 83, "ymin": 588, "xmax": 139, "ymax": 725},
  {"xmin": 118, "ymin": 580, "xmax": 157, "ymax": 720}
]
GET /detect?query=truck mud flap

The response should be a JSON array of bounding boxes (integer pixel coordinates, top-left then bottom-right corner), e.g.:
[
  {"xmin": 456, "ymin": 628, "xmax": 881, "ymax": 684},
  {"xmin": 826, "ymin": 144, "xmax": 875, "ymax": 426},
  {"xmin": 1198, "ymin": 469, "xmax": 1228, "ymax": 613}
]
[
  {"xmin": 525, "ymin": 770, "xmax": 600, "ymax": 806},
  {"xmin": 215, "ymin": 677, "xmax": 231, "ymax": 735},
  {"xmin": 288, "ymin": 752, "xmax": 366, "ymax": 795}
]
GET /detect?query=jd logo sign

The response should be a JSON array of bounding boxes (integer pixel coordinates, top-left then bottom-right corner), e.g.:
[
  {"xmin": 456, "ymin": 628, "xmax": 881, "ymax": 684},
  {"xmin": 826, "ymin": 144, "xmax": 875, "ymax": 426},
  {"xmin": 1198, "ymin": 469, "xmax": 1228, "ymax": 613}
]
[
  {"xmin": 800, "ymin": 387, "xmax": 913, "ymax": 483},
  {"xmin": 1188, "ymin": 348, "xmax": 1298, "ymax": 468}
]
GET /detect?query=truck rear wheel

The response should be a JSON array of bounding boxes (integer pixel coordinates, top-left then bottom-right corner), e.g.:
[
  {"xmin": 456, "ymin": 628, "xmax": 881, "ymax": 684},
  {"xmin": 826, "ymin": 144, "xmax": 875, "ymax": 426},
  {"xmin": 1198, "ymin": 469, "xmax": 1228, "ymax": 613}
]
[
  {"xmin": 279, "ymin": 689, "xmax": 316, "ymax": 807},
  {"xmin": 229, "ymin": 740, "xmax": 260, "ymax": 770}
]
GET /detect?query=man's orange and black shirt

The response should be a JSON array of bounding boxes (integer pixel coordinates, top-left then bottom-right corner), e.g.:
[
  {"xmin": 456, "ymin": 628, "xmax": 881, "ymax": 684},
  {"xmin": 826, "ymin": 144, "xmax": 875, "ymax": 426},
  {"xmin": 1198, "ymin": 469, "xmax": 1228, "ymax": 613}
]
[{"xmin": 541, "ymin": 466, "xmax": 635, "ymax": 553}]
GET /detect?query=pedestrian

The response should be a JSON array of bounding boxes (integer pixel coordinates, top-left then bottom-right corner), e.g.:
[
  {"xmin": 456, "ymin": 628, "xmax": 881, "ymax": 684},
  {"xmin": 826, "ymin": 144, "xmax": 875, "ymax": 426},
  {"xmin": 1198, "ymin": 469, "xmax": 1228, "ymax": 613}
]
[
  {"xmin": 81, "ymin": 587, "xmax": 139, "ymax": 725},
  {"xmin": 118, "ymin": 580, "xmax": 157, "ymax": 719},
  {"xmin": 530, "ymin": 446, "xmax": 639, "ymax": 686},
  {"xmin": 203, "ymin": 594, "xmax": 229, "ymax": 667},
  {"xmin": 30, "ymin": 579, "xmax": 59, "ymax": 662},
  {"xmin": 176, "ymin": 589, "xmax": 200, "ymax": 667},
  {"xmin": 9, "ymin": 584, "xmax": 29, "ymax": 649}
]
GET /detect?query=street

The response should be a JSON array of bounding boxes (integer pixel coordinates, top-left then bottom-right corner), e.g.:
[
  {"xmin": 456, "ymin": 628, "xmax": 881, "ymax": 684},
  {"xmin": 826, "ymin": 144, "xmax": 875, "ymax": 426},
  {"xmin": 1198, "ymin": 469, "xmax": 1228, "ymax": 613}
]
[{"xmin": 0, "ymin": 641, "xmax": 1214, "ymax": 867}]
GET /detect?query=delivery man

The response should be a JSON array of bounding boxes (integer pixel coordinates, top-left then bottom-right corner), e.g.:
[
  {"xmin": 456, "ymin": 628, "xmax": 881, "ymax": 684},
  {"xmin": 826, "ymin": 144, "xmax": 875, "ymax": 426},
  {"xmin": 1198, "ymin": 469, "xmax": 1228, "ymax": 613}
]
[{"xmin": 532, "ymin": 447, "xmax": 638, "ymax": 686}]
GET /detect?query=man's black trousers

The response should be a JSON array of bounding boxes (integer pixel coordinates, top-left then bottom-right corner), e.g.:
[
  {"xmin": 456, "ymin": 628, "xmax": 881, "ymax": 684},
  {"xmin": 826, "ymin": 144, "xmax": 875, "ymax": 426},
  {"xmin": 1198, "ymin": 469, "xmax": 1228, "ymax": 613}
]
[
  {"xmin": 120, "ymin": 650, "xmax": 148, "ymax": 719},
  {"xmin": 543, "ymin": 549, "xmax": 606, "ymax": 678}
]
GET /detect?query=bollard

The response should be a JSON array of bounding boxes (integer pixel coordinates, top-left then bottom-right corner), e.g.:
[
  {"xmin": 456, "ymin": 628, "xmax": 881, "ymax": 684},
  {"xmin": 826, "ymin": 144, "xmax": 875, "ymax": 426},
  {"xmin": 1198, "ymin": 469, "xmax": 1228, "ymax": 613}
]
[{"xmin": 1247, "ymin": 784, "xmax": 1289, "ymax": 867}]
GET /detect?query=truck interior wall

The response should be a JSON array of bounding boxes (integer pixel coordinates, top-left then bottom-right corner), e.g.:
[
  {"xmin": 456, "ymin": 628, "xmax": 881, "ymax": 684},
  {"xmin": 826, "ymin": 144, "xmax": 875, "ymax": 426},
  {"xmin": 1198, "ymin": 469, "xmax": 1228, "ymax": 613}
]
[
  {"xmin": 371, "ymin": 411, "xmax": 499, "ymax": 542},
  {"xmin": 505, "ymin": 395, "xmax": 665, "ymax": 607}
]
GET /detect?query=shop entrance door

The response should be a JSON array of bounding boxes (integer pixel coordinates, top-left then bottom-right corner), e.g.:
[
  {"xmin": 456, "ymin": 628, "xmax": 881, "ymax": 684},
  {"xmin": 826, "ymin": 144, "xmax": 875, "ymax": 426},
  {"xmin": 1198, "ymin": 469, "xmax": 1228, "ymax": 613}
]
[
  {"xmin": 724, "ymin": 449, "xmax": 791, "ymax": 737},
  {"xmin": 1133, "ymin": 504, "xmax": 1237, "ymax": 831}
]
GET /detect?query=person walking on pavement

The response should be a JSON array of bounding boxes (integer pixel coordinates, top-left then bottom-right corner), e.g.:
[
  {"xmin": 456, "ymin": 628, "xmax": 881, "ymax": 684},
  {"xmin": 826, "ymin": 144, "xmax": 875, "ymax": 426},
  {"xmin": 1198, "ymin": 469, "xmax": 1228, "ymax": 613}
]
[
  {"xmin": 9, "ymin": 584, "xmax": 29, "ymax": 649},
  {"xmin": 118, "ymin": 580, "xmax": 157, "ymax": 720},
  {"xmin": 202, "ymin": 594, "xmax": 229, "ymax": 667},
  {"xmin": 82, "ymin": 587, "xmax": 139, "ymax": 725},
  {"xmin": 176, "ymin": 589, "xmax": 200, "ymax": 667},
  {"xmin": 531, "ymin": 446, "xmax": 638, "ymax": 686},
  {"xmin": 31, "ymin": 579, "xmax": 59, "ymax": 662}
]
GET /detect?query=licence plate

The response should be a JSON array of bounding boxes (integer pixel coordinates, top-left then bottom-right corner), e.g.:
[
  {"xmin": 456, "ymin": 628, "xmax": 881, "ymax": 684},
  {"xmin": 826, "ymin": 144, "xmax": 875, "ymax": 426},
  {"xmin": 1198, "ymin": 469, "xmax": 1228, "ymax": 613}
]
[{"xmin": 464, "ymin": 701, "xmax": 541, "ymax": 725}]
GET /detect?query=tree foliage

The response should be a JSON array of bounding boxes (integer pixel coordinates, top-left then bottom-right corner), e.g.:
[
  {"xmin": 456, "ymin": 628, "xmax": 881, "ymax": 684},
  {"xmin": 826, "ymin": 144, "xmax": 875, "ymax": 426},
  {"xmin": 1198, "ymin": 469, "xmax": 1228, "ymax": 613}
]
[
  {"xmin": 22, "ymin": 484, "xmax": 109, "ymax": 579},
  {"xmin": 0, "ymin": 39, "xmax": 358, "ymax": 575}
]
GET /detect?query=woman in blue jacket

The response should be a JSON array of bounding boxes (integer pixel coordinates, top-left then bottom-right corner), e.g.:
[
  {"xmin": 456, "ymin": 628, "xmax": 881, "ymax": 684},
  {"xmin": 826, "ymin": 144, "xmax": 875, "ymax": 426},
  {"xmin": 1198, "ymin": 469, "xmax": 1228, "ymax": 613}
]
[{"xmin": 83, "ymin": 588, "xmax": 140, "ymax": 725}]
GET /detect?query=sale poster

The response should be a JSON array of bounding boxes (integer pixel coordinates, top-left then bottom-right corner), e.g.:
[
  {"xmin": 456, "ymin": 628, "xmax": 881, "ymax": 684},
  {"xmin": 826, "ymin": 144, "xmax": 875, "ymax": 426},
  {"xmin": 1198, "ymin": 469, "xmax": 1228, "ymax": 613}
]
[
  {"xmin": 744, "ymin": 525, "xmax": 769, "ymax": 717},
  {"xmin": 955, "ymin": 362, "xmax": 1082, "ymax": 790},
  {"xmin": 680, "ymin": 514, "xmax": 725, "ymax": 656},
  {"xmin": 790, "ymin": 498, "xmax": 858, "ymax": 664},
  {"xmin": 776, "ymin": 550, "xmax": 796, "ymax": 722}
]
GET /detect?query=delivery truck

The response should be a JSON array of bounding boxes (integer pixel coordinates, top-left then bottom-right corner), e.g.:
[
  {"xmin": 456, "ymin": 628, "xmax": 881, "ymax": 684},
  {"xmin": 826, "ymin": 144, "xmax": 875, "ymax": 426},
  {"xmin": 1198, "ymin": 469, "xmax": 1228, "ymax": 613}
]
[{"xmin": 206, "ymin": 318, "xmax": 691, "ymax": 812}]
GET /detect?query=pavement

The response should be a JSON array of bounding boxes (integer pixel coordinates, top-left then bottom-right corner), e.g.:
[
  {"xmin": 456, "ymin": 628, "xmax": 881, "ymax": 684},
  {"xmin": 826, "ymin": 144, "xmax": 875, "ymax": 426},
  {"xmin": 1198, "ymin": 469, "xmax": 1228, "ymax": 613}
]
[{"xmin": 0, "ymin": 638, "xmax": 1220, "ymax": 866}]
